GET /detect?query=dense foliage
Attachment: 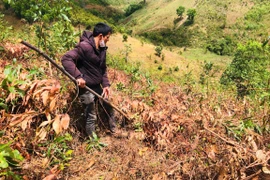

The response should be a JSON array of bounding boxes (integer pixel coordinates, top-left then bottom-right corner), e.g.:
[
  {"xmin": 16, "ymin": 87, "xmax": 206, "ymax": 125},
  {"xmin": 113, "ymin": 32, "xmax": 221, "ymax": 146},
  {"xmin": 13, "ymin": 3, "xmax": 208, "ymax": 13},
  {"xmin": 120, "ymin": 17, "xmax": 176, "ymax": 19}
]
[
  {"xmin": 3, "ymin": 0, "xmax": 71, "ymax": 23},
  {"xmin": 0, "ymin": 14, "xmax": 12, "ymax": 41},
  {"xmin": 141, "ymin": 26, "xmax": 194, "ymax": 47},
  {"xmin": 125, "ymin": 3, "xmax": 143, "ymax": 17},
  {"xmin": 176, "ymin": 6, "xmax": 185, "ymax": 18},
  {"xmin": 220, "ymin": 41, "xmax": 270, "ymax": 97},
  {"xmin": 206, "ymin": 36, "xmax": 236, "ymax": 55}
]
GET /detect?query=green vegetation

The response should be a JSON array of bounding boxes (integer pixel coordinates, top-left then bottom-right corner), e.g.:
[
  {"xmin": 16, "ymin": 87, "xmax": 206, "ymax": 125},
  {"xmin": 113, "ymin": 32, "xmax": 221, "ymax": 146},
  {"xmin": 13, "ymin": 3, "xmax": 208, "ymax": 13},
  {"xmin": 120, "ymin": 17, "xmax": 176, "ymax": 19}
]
[
  {"xmin": 141, "ymin": 26, "xmax": 194, "ymax": 46},
  {"xmin": 206, "ymin": 36, "xmax": 236, "ymax": 55},
  {"xmin": 176, "ymin": 6, "xmax": 185, "ymax": 18},
  {"xmin": 0, "ymin": 14, "xmax": 12, "ymax": 41},
  {"xmin": 86, "ymin": 133, "xmax": 107, "ymax": 151},
  {"xmin": 186, "ymin": 8, "xmax": 196, "ymax": 21},
  {"xmin": 2, "ymin": 0, "xmax": 71, "ymax": 23},
  {"xmin": 221, "ymin": 41, "xmax": 270, "ymax": 98},
  {"xmin": 40, "ymin": 133, "xmax": 73, "ymax": 170},
  {"xmin": 0, "ymin": 142, "xmax": 24, "ymax": 179},
  {"xmin": 154, "ymin": 45, "xmax": 163, "ymax": 57},
  {"xmin": 125, "ymin": 3, "xmax": 144, "ymax": 17}
]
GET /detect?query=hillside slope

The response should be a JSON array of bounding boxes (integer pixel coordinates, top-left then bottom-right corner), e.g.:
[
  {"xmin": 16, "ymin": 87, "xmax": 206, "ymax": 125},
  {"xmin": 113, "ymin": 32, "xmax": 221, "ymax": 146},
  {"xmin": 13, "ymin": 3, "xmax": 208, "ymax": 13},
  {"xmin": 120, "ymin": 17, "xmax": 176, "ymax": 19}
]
[
  {"xmin": 118, "ymin": 0, "xmax": 270, "ymax": 50},
  {"xmin": 108, "ymin": 33, "xmax": 232, "ymax": 81},
  {"xmin": 121, "ymin": 0, "xmax": 196, "ymax": 33}
]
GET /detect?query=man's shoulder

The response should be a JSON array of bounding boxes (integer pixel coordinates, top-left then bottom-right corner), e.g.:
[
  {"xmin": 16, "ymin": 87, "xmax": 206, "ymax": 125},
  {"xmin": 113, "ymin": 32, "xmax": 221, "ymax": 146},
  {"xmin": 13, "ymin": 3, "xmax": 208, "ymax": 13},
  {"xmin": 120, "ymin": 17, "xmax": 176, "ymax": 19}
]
[{"xmin": 64, "ymin": 48, "xmax": 78, "ymax": 57}]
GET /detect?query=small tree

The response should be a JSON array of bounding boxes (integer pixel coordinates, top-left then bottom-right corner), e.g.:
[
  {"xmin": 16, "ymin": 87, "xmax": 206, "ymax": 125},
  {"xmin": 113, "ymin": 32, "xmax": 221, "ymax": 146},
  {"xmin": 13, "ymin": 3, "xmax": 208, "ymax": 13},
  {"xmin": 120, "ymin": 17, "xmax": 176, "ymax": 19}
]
[
  {"xmin": 187, "ymin": 8, "xmax": 196, "ymax": 21},
  {"xmin": 155, "ymin": 45, "xmax": 163, "ymax": 57},
  {"xmin": 176, "ymin": 6, "xmax": 185, "ymax": 19},
  {"xmin": 220, "ymin": 41, "xmax": 270, "ymax": 97},
  {"xmin": 122, "ymin": 34, "xmax": 128, "ymax": 42},
  {"xmin": 123, "ymin": 44, "xmax": 132, "ymax": 62}
]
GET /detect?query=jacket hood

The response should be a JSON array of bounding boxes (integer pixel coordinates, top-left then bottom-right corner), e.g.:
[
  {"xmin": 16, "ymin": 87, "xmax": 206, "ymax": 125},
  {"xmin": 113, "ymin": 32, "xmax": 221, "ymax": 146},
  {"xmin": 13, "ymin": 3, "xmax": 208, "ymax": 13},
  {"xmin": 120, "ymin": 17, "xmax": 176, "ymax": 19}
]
[{"xmin": 80, "ymin": 31, "xmax": 93, "ymax": 43}]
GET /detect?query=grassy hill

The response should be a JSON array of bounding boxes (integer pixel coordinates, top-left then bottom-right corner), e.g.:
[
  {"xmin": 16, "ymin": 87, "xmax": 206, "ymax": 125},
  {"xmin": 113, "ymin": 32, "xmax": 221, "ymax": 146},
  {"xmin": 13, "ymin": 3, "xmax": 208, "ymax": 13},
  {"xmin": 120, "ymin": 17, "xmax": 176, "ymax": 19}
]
[
  {"xmin": 74, "ymin": 0, "xmax": 270, "ymax": 57},
  {"xmin": 115, "ymin": 0, "xmax": 270, "ymax": 54}
]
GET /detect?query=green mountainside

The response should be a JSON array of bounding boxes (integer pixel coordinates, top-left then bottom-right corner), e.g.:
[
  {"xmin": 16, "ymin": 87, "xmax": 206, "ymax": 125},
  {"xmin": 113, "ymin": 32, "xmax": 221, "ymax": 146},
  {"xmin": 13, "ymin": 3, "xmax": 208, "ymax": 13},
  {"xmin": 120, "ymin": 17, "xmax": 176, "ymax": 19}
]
[{"xmin": 84, "ymin": 0, "xmax": 270, "ymax": 55}]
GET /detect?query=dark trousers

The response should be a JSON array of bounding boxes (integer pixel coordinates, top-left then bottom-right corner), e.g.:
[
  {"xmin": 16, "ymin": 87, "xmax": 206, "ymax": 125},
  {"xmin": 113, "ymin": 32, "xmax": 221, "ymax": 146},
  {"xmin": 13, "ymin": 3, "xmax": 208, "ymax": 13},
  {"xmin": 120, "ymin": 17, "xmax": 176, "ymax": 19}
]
[{"xmin": 79, "ymin": 87, "xmax": 116, "ymax": 136}]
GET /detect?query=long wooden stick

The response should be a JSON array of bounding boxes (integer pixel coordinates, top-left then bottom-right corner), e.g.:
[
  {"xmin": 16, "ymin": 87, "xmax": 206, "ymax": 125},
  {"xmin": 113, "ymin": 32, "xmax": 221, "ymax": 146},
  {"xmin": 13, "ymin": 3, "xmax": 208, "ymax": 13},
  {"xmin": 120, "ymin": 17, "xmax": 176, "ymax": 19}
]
[{"xmin": 20, "ymin": 40, "xmax": 130, "ymax": 120}]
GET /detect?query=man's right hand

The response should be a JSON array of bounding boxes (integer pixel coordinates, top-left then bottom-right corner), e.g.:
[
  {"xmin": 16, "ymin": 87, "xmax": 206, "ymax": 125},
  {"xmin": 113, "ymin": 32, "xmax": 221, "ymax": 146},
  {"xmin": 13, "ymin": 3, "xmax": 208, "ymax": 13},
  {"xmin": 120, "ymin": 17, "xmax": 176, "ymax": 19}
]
[{"xmin": 77, "ymin": 78, "xmax": 86, "ymax": 88}]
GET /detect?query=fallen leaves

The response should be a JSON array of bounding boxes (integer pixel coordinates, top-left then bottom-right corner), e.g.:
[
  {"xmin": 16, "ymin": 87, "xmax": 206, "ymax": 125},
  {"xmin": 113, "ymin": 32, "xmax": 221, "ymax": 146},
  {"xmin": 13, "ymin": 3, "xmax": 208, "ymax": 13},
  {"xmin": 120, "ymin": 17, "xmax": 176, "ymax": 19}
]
[
  {"xmin": 52, "ymin": 114, "xmax": 70, "ymax": 134},
  {"xmin": 2, "ymin": 78, "xmax": 71, "ymax": 142}
]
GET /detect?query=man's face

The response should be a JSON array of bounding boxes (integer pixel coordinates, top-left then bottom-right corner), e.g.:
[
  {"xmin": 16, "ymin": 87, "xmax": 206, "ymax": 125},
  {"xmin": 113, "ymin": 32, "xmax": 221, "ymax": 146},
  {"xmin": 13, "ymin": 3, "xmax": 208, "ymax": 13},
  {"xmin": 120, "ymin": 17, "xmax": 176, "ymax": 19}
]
[{"xmin": 102, "ymin": 32, "xmax": 111, "ymax": 44}]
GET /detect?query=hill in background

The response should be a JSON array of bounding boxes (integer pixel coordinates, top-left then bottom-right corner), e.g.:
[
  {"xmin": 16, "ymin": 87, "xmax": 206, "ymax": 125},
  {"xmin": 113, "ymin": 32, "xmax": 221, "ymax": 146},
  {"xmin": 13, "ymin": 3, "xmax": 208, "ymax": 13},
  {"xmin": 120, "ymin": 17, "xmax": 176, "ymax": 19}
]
[{"xmin": 84, "ymin": 0, "xmax": 270, "ymax": 56}]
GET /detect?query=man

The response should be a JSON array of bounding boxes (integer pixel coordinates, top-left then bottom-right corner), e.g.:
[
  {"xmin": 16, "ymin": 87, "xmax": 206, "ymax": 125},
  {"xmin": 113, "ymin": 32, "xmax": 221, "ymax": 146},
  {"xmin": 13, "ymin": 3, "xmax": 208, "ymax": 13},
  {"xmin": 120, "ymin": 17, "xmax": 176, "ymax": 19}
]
[{"xmin": 61, "ymin": 22, "xmax": 117, "ymax": 137}]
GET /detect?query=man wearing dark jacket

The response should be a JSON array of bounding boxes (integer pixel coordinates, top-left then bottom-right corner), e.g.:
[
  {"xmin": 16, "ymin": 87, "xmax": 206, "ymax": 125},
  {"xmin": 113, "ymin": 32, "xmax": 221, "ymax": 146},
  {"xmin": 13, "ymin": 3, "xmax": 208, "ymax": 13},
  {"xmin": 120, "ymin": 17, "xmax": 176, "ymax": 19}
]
[{"xmin": 61, "ymin": 22, "xmax": 116, "ymax": 137}]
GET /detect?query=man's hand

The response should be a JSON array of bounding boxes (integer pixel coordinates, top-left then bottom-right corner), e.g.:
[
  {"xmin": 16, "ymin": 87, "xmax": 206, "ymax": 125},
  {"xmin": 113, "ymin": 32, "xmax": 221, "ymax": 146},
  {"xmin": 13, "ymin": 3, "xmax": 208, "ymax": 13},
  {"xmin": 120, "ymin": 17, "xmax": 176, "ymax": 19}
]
[
  {"xmin": 102, "ymin": 87, "xmax": 111, "ymax": 99},
  {"xmin": 77, "ymin": 78, "xmax": 86, "ymax": 88}
]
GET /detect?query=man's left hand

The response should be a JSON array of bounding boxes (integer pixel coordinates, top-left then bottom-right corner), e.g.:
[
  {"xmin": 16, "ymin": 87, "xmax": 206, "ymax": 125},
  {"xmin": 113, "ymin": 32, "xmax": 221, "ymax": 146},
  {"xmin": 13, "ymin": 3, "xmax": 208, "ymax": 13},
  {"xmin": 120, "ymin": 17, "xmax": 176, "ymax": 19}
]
[{"xmin": 102, "ymin": 87, "xmax": 111, "ymax": 99}]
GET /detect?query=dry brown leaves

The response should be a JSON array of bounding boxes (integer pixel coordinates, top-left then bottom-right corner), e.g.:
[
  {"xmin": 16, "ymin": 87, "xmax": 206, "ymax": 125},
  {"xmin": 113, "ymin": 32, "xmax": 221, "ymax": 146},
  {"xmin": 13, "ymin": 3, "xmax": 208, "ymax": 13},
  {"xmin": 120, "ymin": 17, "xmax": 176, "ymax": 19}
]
[
  {"xmin": 108, "ymin": 69, "xmax": 270, "ymax": 179},
  {"xmin": 0, "ymin": 42, "xmax": 29, "ymax": 60},
  {"xmin": 2, "ymin": 78, "xmax": 71, "ymax": 141}
]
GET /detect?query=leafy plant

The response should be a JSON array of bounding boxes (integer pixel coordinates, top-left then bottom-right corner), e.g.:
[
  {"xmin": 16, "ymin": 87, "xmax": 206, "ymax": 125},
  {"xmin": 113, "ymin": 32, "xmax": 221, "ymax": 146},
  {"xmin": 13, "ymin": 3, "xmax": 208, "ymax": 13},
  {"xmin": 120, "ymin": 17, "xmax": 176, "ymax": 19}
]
[
  {"xmin": 134, "ymin": 122, "xmax": 143, "ymax": 132},
  {"xmin": 41, "ymin": 133, "xmax": 73, "ymax": 170},
  {"xmin": 0, "ymin": 14, "xmax": 12, "ymax": 41},
  {"xmin": 155, "ymin": 45, "xmax": 163, "ymax": 57},
  {"xmin": 116, "ymin": 82, "xmax": 125, "ymax": 91},
  {"xmin": 86, "ymin": 133, "xmax": 107, "ymax": 151},
  {"xmin": 1, "ymin": 63, "xmax": 27, "ymax": 111},
  {"xmin": 176, "ymin": 6, "xmax": 185, "ymax": 19},
  {"xmin": 123, "ymin": 44, "xmax": 132, "ymax": 62},
  {"xmin": 125, "ymin": 3, "xmax": 143, "ymax": 17},
  {"xmin": 220, "ymin": 41, "xmax": 270, "ymax": 98},
  {"xmin": 122, "ymin": 34, "xmax": 128, "ymax": 42},
  {"xmin": 0, "ymin": 142, "xmax": 24, "ymax": 180},
  {"xmin": 223, "ymin": 119, "xmax": 262, "ymax": 141},
  {"xmin": 4, "ymin": 0, "xmax": 77, "ymax": 57},
  {"xmin": 206, "ymin": 36, "xmax": 236, "ymax": 55},
  {"xmin": 187, "ymin": 8, "xmax": 196, "ymax": 21},
  {"xmin": 199, "ymin": 61, "xmax": 216, "ymax": 86}
]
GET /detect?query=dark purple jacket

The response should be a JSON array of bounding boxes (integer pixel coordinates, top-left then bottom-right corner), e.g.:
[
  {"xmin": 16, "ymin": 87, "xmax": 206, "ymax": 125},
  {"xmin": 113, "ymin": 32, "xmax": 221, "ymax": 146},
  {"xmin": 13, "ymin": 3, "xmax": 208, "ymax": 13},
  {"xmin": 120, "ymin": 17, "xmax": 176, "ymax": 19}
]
[{"xmin": 61, "ymin": 31, "xmax": 110, "ymax": 88}]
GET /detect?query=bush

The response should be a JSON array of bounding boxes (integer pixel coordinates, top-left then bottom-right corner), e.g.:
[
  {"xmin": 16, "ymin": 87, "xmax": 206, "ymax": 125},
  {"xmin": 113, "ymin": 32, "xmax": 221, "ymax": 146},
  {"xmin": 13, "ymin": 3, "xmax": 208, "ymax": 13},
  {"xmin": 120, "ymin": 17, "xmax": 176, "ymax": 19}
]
[
  {"xmin": 174, "ymin": 66, "xmax": 179, "ymax": 72},
  {"xmin": 155, "ymin": 45, "xmax": 163, "ymax": 57},
  {"xmin": 187, "ymin": 8, "xmax": 196, "ymax": 21},
  {"xmin": 176, "ymin": 6, "xmax": 185, "ymax": 18},
  {"xmin": 125, "ymin": 3, "xmax": 143, "ymax": 17},
  {"xmin": 0, "ymin": 14, "xmax": 12, "ymax": 41},
  {"xmin": 122, "ymin": 34, "xmax": 128, "ymax": 42},
  {"xmin": 220, "ymin": 41, "xmax": 270, "ymax": 97},
  {"xmin": 3, "ymin": 0, "xmax": 71, "ymax": 23},
  {"xmin": 206, "ymin": 36, "xmax": 236, "ymax": 55},
  {"xmin": 140, "ymin": 26, "xmax": 193, "ymax": 47}
]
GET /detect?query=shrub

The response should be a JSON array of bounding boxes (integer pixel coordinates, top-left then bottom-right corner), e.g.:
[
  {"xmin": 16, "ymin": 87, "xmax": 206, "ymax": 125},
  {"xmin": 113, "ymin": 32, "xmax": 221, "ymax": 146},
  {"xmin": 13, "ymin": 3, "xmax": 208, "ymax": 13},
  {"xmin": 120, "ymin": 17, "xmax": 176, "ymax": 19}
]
[
  {"xmin": 3, "ymin": 0, "xmax": 71, "ymax": 23},
  {"xmin": 125, "ymin": 3, "xmax": 143, "ymax": 17},
  {"xmin": 220, "ymin": 41, "xmax": 270, "ymax": 97},
  {"xmin": 155, "ymin": 45, "xmax": 163, "ymax": 57},
  {"xmin": 206, "ymin": 36, "xmax": 236, "ymax": 55},
  {"xmin": 0, "ymin": 14, "xmax": 12, "ymax": 41},
  {"xmin": 187, "ymin": 8, "xmax": 196, "ymax": 21},
  {"xmin": 122, "ymin": 34, "xmax": 128, "ymax": 42},
  {"xmin": 0, "ymin": 142, "xmax": 24, "ymax": 179},
  {"xmin": 176, "ymin": 6, "xmax": 185, "ymax": 18}
]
